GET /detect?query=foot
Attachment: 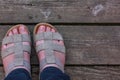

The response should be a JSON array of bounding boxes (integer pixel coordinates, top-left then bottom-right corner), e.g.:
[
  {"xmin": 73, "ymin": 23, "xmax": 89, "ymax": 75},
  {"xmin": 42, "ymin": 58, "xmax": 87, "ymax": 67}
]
[
  {"xmin": 1, "ymin": 25, "xmax": 30, "ymax": 74},
  {"xmin": 35, "ymin": 25, "xmax": 65, "ymax": 72}
]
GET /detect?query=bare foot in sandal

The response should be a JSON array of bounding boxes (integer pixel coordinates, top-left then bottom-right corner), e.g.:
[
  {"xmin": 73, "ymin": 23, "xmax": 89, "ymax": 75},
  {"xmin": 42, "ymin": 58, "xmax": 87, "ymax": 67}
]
[
  {"xmin": 1, "ymin": 25, "xmax": 31, "ymax": 76},
  {"xmin": 34, "ymin": 23, "xmax": 65, "ymax": 72}
]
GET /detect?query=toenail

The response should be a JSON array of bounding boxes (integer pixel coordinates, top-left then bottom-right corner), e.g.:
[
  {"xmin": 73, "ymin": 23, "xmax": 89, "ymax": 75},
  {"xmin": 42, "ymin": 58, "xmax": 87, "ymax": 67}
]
[
  {"xmin": 13, "ymin": 29, "xmax": 17, "ymax": 32},
  {"xmin": 40, "ymin": 25, "xmax": 45, "ymax": 29},
  {"xmin": 19, "ymin": 26, "xmax": 25, "ymax": 31},
  {"xmin": 8, "ymin": 32, "xmax": 12, "ymax": 36}
]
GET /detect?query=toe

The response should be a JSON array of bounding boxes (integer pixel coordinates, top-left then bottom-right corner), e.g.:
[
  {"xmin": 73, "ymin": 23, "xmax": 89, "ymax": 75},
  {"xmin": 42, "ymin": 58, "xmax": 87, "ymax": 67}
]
[
  {"xmin": 59, "ymin": 41, "xmax": 64, "ymax": 45},
  {"xmin": 19, "ymin": 25, "xmax": 28, "ymax": 34},
  {"xmin": 51, "ymin": 28, "xmax": 64, "ymax": 45},
  {"xmin": 37, "ymin": 25, "xmax": 45, "ymax": 34},
  {"xmin": 7, "ymin": 31, "xmax": 14, "ymax": 48},
  {"xmin": 51, "ymin": 28, "xmax": 56, "ymax": 32},
  {"xmin": 12, "ymin": 28, "xmax": 18, "ymax": 34},
  {"xmin": 46, "ymin": 26, "xmax": 51, "ymax": 32},
  {"xmin": 2, "ymin": 45, "xmax": 7, "ymax": 51},
  {"xmin": 8, "ymin": 31, "xmax": 13, "ymax": 36}
]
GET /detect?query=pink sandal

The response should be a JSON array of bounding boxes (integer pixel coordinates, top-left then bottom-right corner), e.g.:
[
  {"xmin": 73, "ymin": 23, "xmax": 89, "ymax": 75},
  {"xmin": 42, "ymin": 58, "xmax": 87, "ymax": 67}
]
[{"xmin": 1, "ymin": 25, "xmax": 31, "ymax": 76}]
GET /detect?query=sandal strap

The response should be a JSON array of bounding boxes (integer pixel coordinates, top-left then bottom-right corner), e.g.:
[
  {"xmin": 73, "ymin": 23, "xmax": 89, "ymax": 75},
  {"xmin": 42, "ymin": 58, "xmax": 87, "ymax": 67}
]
[
  {"xmin": 36, "ymin": 41, "xmax": 65, "ymax": 53},
  {"xmin": 40, "ymin": 58, "xmax": 64, "ymax": 72},
  {"xmin": 34, "ymin": 32, "xmax": 63, "ymax": 42},
  {"xmin": 1, "ymin": 45, "xmax": 31, "ymax": 58},
  {"xmin": 1, "ymin": 34, "xmax": 31, "ymax": 76},
  {"xmin": 2, "ymin": 34, "xmax": 31, "ymax": 45},
  {"xmin": 34, "ymin": 32, "xmax": 65, "ymax": 72}
]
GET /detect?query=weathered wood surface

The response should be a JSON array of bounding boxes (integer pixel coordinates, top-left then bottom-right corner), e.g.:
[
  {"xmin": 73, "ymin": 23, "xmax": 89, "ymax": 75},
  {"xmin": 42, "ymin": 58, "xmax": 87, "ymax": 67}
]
[
  {"xmin": 1, "ymin": 66, "xmax": 120, "ymax": 80},
  {"xmin": 1, "ymin": 1, "xmax": 120, "ymax": 80},
  {"xmin": 0, "ymin": 0, "xmax": 120, "ymax": 23},
  {"xmin": 65, "ymin": 66, "xmax": 120, "ymax": 80},
  {"xmin": 1, "ymin": 25, "xmax": 120, "ymax": 65}
]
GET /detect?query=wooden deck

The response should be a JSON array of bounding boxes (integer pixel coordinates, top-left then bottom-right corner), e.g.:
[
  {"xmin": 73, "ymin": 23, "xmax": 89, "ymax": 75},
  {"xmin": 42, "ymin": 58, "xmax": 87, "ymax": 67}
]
[{"xmin": 1, "ymin": 0, "xmax": 120, "ymax": 80}]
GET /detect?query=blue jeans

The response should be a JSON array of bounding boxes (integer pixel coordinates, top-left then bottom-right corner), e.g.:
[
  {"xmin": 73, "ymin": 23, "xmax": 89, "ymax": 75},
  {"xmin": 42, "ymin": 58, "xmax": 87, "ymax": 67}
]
[{"xmin": 4, "ymin": 67, "xmax": 70, "ymax": 80}]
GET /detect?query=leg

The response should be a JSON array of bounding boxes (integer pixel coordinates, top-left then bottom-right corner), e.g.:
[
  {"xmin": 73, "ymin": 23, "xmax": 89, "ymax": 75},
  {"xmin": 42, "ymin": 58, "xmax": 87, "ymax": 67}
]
[
  {"xmin": 4, "ymin": 68, "xmax": 32, "ymax": 80},
  {"xmin": 40, "ymin": 67, "xmax": 70, "ymax": 80},
  {"xmin": 34, "ymin": 23, "xmax": 70, "ymax": 80},
  {"xmin": 1, "ymin": 25, "xmax": 31, "ymax": 80}
]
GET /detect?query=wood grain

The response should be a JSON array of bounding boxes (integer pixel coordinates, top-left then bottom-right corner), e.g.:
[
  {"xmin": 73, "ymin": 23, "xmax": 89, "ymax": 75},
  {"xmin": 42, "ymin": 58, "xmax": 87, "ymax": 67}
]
[
  {"xmin": 0, "ymin": 0, "xmax": 120, "ymax": 23},
  {"xmin": 0, "ymin": 25, "xmax": 120, "ymax": 65}
]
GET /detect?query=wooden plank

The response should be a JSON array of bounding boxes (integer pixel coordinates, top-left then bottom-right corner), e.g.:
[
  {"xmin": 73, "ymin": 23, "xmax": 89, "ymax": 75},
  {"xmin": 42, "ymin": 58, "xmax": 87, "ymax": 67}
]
[
  {"xmin": 0, "ymin": 0, "xmax": 120, "ymax": 23},
  {"xmin": 1, "ymin": 25, "xmax": 120, "ymax": 65},
  {"xmin": 32, "ymin": 66, "xmax": 120, "ymax": 80},
  {"xmin": 1, "ymin": 66, "xmax": 120, "ymax": 80},
  {"xmin": 0, "ymin": 67, "xmax": 4, "ymax": 80},
  {"xmin": 0, "ymin": 0, "xmax": 78, "ymax": 4}
]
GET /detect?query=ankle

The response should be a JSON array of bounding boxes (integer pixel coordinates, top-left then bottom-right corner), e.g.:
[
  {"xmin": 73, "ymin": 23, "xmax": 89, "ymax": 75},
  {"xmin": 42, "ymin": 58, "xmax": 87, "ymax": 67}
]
[{"xmin": 41, "ymin": 64, "xmax": 64, "ymax": 72}]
